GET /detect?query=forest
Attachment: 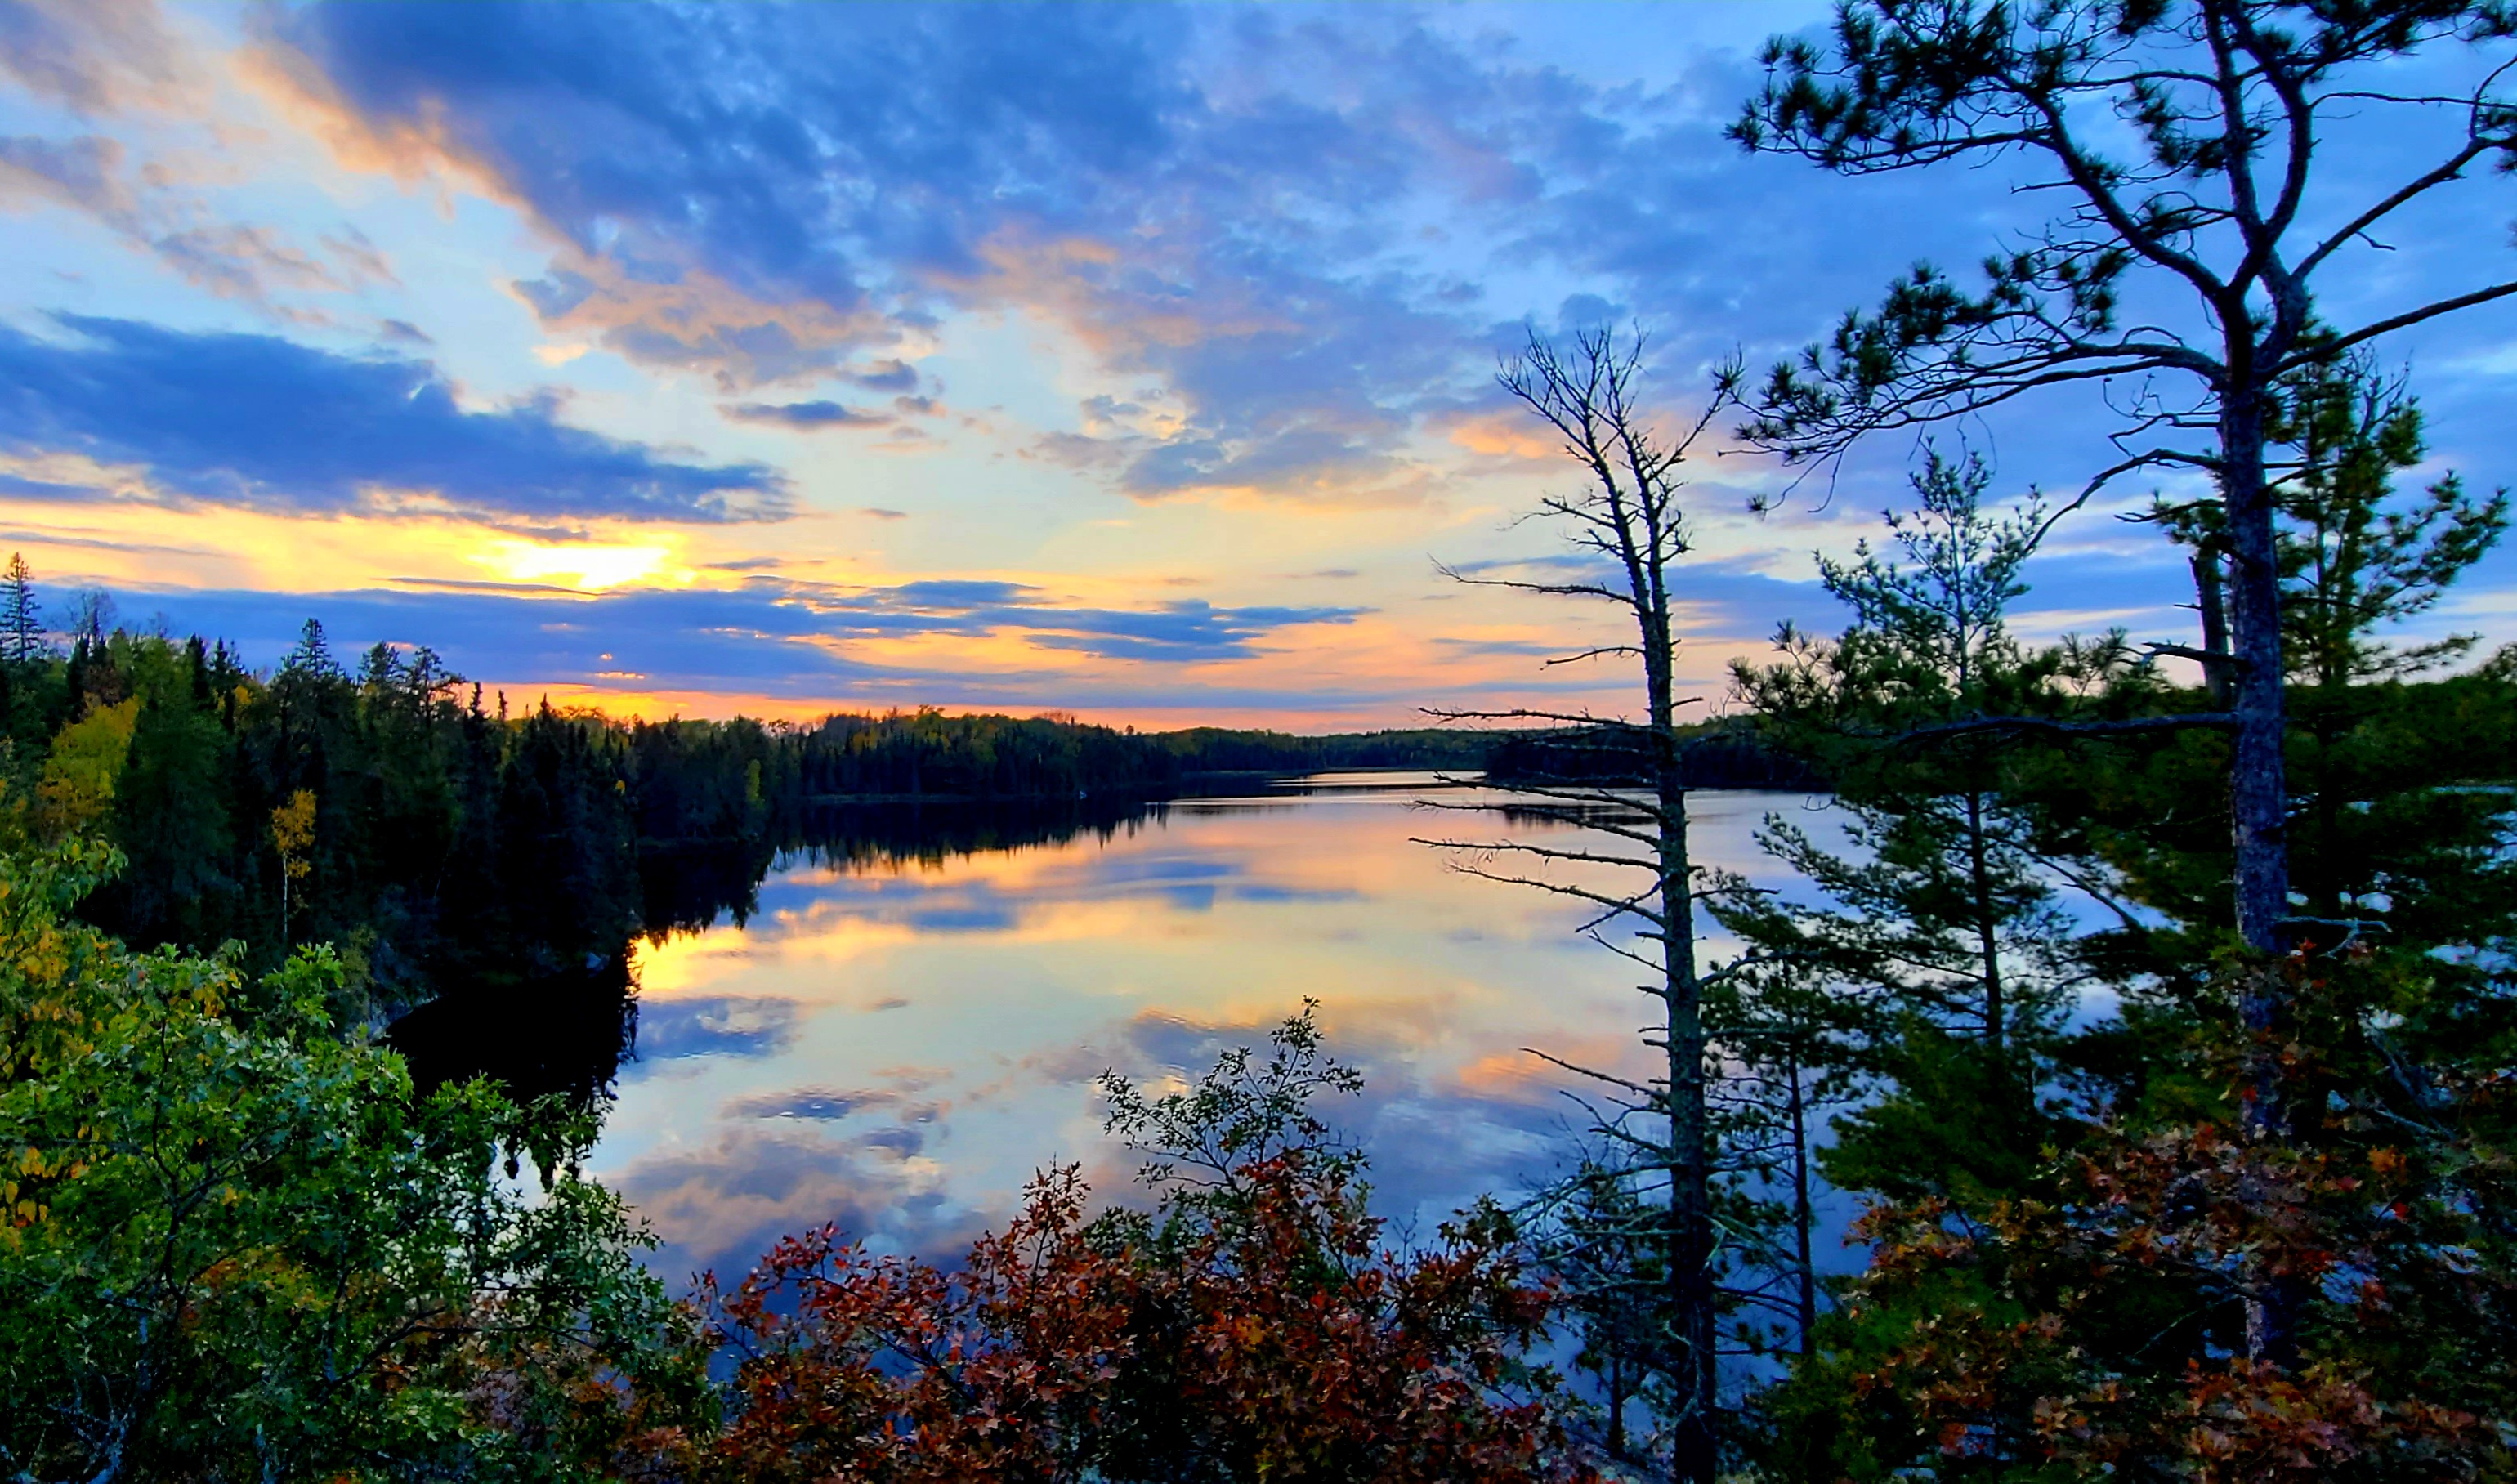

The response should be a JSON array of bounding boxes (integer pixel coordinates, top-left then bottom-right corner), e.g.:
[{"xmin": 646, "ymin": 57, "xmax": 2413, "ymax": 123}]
[
  {"xmin": 3, "ymin": 3, "xmax": 2517, "ymax": 1482},
  {"xmin": 0, "ymin": 610, "xmax": 1621, "ymax": 1103}
]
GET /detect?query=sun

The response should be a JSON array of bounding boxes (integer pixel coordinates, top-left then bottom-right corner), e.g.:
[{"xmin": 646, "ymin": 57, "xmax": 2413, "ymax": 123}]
[{"xmin": 474, "ymin": 539, "xmax": 679, "ymax": 591}]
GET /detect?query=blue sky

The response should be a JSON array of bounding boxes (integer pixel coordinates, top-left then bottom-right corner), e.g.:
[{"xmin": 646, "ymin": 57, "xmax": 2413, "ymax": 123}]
[{"xmin": 0, "ymin": 0, "xmax": 2510, "ymax": 726}]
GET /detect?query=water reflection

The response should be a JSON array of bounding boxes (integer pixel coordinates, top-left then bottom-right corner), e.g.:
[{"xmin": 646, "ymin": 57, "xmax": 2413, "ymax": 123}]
[
  {"xmin": 586, "ymin": 776, "xmax": 1838, "ymax": 1284},
  {"xmin": 389, "ymin": 952, "xmax": 638, "ymax": 1105}
]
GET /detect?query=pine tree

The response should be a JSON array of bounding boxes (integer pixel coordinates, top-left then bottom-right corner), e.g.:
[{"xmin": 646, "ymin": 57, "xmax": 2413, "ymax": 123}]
[
  {"xmin": 1752, "ymin": 401, "xmax": 2517, "ymax": 1483},
  {"xmin": 1729, "ymin": 452, "xmax": 2095, "ymax": 1068},
  {"xmin": 1, "ymin": 553, "xmax": 43, "ymax": 663},
  {"xmin": 2147, "ymin": 354, "xmax": 2511, "ymax": 692},
  {"xmin": 284, "ymin": 618, "xmax": 340, "ymax": 679}
]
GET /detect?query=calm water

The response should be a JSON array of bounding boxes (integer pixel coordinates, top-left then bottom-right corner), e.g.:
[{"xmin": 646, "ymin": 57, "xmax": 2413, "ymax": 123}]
[{"xmin": 587, "ymin": 776, "xmax": 1835, "ymax": 1282}]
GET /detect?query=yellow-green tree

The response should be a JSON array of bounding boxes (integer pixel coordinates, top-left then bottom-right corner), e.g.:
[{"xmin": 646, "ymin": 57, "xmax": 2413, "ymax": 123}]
[
  {"xmin": 0, "ymin": 834, "xmax": 703, "ymax": 1480},
  {"xmin": 268, "ymin": 788, "xmax": 315, "ymax": 941},
  {"xmin": 34, "ymin": 697, "xmax": 139, "ymax": 835}
]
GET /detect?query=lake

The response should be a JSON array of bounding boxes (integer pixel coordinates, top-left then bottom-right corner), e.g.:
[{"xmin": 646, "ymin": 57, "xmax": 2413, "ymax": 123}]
[{"xmin": 584, "ymin": 775, "xmax": 1840, "ymax": 1283}]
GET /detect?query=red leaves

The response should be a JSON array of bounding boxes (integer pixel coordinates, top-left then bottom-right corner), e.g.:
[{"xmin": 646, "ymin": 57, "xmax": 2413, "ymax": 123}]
[
  {"xmin": 657, "ymin": 1159, "xmax": 1594, "ymax": 1482},
  {"xmin": 1829, "ymin": 1092, "xmax": 2514, "ymax": 1479}
]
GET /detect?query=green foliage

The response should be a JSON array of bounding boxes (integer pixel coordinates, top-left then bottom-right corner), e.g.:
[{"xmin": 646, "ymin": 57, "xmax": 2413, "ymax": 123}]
[
  {"xmin": 1719, "ymin": 400, "xmax": 2515, "ymax": 1472},
  {"xmin": 1097, "ymin": 998, "xmax": 1369, "ymax": 1241},
  {"xmin": 0, "ymin": 552, "xmax": 42, "ymax": 664},
  {"xmin": 0, "ymin": 834, "xmax": 700, "ymax": 1482},
  {"xmin": 36, "ymin": 695, "xmax": 139, "ymax": 834},
  {"xmin": 2144, "ymin": 353, "xmax": 2512, "ymax": 690},
  {"xmin": 2269, "ymin": 358, "xmax": 2509, "ymax": 685},
  {"xmin": 1728, "ymin": 447, "xmax": 2091, "ymax": 1094}
]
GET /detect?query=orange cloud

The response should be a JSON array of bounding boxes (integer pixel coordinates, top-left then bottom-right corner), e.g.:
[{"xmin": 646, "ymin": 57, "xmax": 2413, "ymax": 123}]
[{"xmin": 1438, "ymin": 409, "xmax": 1563, "ymax": 464}]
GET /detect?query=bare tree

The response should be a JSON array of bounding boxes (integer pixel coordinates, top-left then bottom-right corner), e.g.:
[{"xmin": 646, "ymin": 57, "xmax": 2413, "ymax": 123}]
[{"xmin": 1422, "ymin": 326, "xmax": 1748, "ymax": 1484}]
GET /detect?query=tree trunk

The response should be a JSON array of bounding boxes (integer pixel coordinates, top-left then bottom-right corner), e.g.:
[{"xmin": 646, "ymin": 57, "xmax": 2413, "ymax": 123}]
[
  {"xmin": 2220, "ymin": 387, "xmax": 2292, "ymax": 968},
  {"xmin": 1787, "ymin": 1039, "xmax": 1817, "ymax": 1358},
  {"xmin": 1651, "ymin": 621, "xmax": 1717, "ymax": 1484},
  {"xmin": 2193, "ymin": 548, "xmax": 2233, "ymax": 706},
  {"xmin": 2222, "ymin": 369, "xmax": 2305, "ymax": 1372},
  {"xmin": 1964, "ymin": 787, "xmax": 2003, "ymax": 1049}
]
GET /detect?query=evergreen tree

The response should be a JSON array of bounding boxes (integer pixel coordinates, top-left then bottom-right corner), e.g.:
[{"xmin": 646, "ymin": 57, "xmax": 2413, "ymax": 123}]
[
  {"xmin": 1, "ymin": 553, "xmax": 42, "ymax": 663},
  {"xmin": 1725, "ymin": 453, "xmax": 2105, "ymax": 1229},
  {"xmin": 1732, "ymin": 453, "xmax": 2091, "ymax": 1056},
  {"xmin": 1734, "ymin": 0, "xmax": 2517, "ymax": 973},
  {"xmin": 2270, "ymin": 356, "xmax": 2510, "ymax": 687},
  {"xmin": 1746, "ymin": 378, "xmax": 2516, "ymax": 1484},
  {"xmin": 282, "ymin": 617, "xmax": 339, "ymax": 680},
  {"xmin": 2146, "ymin": 354, "xmax": 2511, "ymax": 691}
]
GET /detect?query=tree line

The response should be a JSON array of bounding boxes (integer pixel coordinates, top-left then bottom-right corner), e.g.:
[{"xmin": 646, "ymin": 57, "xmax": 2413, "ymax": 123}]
[
  {"xmin": 0, "ymin": 590, "xmax": 1684, "ymax": 1030},
  {"xmin": 0, "ymin": 580, "xmax": 1824, "ymax": 1106}
]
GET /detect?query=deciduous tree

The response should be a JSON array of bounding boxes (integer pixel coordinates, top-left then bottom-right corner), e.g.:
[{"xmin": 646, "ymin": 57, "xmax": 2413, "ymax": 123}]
[{"xmin": 675, "ymin": 1008, "xmax": 1594, "ymax": 1483}]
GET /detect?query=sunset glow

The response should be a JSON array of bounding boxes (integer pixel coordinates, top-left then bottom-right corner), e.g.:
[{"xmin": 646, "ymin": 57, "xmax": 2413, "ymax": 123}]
[{"xmin": 0, "ymin": 2, "xmax": 2507, "ymax": 726}]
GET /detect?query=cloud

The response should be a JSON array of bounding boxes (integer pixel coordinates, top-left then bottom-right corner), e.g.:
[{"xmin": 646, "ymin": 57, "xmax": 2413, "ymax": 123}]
[
  {"xmin": 720, "ymin": 399, "xmax": 892, "ymax": 431},
  {"xmin": 775, "ymin": 579, "xmax": 1367, "ymax": 663},
  {"xmin": 0, "ymin": 130, "xmax": 413, "ymax": 314},
  {"xmin": 71, "ymin": 577, "xmax": 1366, "ymax": 697},
  {"xmin": 845, "ymin": 359, "xmax": 920, "ymax": 393},
  {"xmin": 244, "ymin": 7, "xmax": 1551, "ymax": 499},
  {"xmin": 507, "ymin": 257, "xmax": 893, "ymax": 392},
  {"xmin": 1084, "ymin": 1003, "xmax": 1586, "ymax": 1231},
  {"xmin": 723, "ymin": 1063, "xmax": 950, "ymax": 1123},
  {"xmin": 253, "ymin": 4, "xmax": 1188, "ymax": 391},
  {"xmin": 230, "ymin": 3, "xmax": 1987, "ymax": 507},
  {"xmin": 730, "ymin": 839, "xmax": 1356, "ymax": 945},
  {"xmin": 1445, "ymin": 550, "xmax": 1832, "ymax": 644},
  {"xmin": 0, "ymin": 315, "xmax": 791, "ymax": 523},
  {"xmin": 610, "ymin": 1120, "xmax": 975, "ymax": 1279},
  {"xmin": 635, "ymin": 995, "xmax": 802, "ymax": 1060},
  {"xmin": 0, "ymin": 134, "xmax": 130, "ymax": 216},
  {"xmin": 0, "ymin": 0, "xmax": 199, "ymax": 115},
  {"xmin": 724, "ymin": 1087, "xmax": 894, "ymax": 1121}
]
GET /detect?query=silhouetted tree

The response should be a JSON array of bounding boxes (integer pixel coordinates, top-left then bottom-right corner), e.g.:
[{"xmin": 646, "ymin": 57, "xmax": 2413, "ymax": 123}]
[{"xmin": 1426, "ymin": 325, "xmax": 1752, "ymax": 1484}]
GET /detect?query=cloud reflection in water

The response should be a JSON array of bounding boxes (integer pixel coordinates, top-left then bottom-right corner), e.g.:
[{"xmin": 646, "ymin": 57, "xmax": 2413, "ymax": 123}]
[{"xmin": 595, "ymin": 781, "xmax": 1829, "ymax": 1283}]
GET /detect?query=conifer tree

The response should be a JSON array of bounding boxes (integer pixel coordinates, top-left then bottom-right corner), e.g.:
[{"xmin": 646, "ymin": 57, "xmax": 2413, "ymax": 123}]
[
  {"xmin": 1734, "ymin": 1, "xmax": 2517, "ymax": 968},
  {"xmin": 1734, "ymin": 2, "xmax": 2517, "ymax": 1370},
  {"xmin": 2267, "ymin": 355, "xmax": 2510, "ymax": 688},
  {"xmin": 283, "ymin": 618, "xmax": 339, "ymax": 679},
  {"xmin": 1, "ymin": 553, "xmax": 43, "ymax": 663},
  {"xmin": 1724, "ymin": 452, "xmax": 2106, "ymax": 1259}
]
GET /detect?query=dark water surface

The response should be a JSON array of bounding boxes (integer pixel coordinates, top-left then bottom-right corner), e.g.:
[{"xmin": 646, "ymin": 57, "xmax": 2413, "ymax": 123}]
[{"xmin": 585, "ymin": 776, "xmax": 1833, "ymax": 1282}]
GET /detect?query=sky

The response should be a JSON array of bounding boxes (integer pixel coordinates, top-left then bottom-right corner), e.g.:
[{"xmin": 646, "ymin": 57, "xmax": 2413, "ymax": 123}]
[{"xmin": 1, "ymin": 1, "xmax": 2513, "ymax": 730}]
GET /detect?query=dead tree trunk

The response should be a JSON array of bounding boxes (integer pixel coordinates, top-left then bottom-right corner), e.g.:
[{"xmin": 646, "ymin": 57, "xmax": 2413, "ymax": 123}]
[{"xmin": 1424, "ymin": 326, "xmax": 1743, "ymax": 1484}]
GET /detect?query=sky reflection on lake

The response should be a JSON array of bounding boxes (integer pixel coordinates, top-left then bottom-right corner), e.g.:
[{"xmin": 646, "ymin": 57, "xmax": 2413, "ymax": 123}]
[{"xmin": 590, "ymin": 776, "xmax": 1835, "ymax": 1285}]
